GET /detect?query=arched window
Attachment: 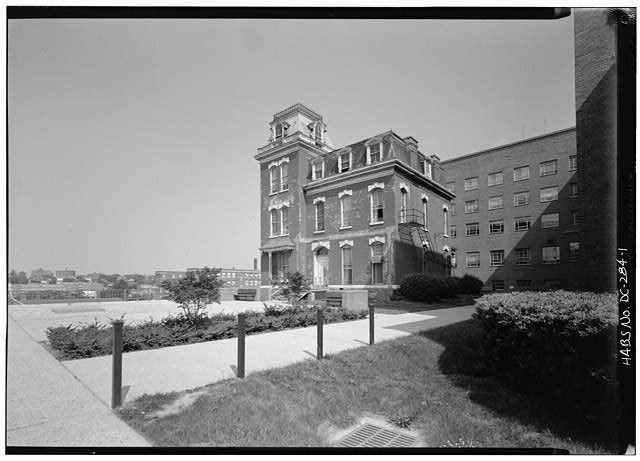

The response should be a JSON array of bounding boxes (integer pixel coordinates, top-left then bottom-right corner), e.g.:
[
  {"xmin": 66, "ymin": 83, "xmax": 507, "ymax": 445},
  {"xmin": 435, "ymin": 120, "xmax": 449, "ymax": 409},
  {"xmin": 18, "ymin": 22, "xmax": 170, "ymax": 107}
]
[
  {"xmin": 342, "ymin": 245, "xmax": 353, "ymax": 285},
  {"xmin": 280, "ymin": 206, "xmax": 289, "ymax": 235},
  {"xmin": 270, "ymin": 209, "xmax": 279, "ymax": 236},
  {"xmin": 422, "ymin": 197, "xmax": 428, "ymax": 229},
  {"xmin": 315, "ymin": 201, "xmax": 325, "ymax": 232},
  {"xmin": 400, "ymin": 189, "xmax": 408, "ymax": 223},
  {"xmin": 443, "ymin": 207, "xmax": 449, "ymax": 236}
]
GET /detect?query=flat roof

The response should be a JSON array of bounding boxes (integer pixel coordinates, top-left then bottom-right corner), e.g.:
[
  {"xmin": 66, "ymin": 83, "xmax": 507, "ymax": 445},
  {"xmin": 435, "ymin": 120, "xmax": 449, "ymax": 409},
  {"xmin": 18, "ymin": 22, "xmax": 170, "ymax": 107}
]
[{"xmin": 441, "ymin": 126, "xmax": 576, "ymax": 165}]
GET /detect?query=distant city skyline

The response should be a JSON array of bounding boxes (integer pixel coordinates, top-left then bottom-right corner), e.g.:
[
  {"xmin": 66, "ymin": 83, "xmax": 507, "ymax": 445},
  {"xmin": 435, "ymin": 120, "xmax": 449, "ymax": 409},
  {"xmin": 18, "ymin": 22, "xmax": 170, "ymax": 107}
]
[{"xmin": 9, "ymin": 17, "xmax": 576, "ymax": 274}]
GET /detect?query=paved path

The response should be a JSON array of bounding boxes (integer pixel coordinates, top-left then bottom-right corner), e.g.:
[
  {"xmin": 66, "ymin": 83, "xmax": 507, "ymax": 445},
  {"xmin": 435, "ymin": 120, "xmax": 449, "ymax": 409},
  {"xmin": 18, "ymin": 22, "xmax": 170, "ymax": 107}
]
[
  {"xmin": 63, "ymin": 306, "xmax": 474, "ymax": 406},
  {"xmin": 6, "ymin": 317, "xmax": 149, "ymax": 447}
]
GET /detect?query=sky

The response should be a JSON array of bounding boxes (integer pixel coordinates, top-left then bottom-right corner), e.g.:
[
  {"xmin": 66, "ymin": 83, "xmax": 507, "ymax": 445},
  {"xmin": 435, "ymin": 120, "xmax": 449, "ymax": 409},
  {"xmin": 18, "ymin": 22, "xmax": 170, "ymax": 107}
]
[{"xmin": 8, "ymin": 16, "xmax": 577, "ymax": 275}]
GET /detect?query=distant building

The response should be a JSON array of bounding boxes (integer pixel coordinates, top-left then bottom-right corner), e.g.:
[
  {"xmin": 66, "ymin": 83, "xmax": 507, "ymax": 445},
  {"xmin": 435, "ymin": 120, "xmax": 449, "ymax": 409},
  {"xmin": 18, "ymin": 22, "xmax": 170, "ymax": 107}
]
[
  {"xmin": 154, "ymin": 270, "xmax": 186, "ymax": 284},
  {"xmin": 30, "ymin": 268, "xmax": 53, "ymax": 281},
  {"xmin": 55, "ymin": 269, "xmax": 76, "ymax": 282},
  {"xmin": 186, "ymin": 267, "xmax": 261, "ymax": 288}
]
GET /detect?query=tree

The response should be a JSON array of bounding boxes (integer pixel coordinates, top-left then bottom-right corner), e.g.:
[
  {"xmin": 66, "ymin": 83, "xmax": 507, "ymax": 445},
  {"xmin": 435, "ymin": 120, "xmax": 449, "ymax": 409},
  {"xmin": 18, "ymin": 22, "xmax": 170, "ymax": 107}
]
[
  {"xmin": 161, "ymin": 267, "xmax": 221, "ymax": 323},
  {"xmin": 275, "ymin": 271, "xmax": 310, "ymax": 305},
  {"xmin": 9, "ymin": 270, "xmax": 28, "ymax": 284}
]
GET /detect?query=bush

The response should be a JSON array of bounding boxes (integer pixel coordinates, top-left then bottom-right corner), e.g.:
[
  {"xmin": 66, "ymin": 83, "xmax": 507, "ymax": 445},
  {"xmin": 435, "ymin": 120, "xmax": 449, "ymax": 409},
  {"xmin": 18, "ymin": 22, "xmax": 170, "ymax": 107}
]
[
  {"xmin": 46, "ymin": 305, "xmax": 368, "ymax": 360},
  {"xmin": 458, "ymin": 274, "xmax": 483, "ymax": 294},
  {"xmin": 473, "ymin": 290, "xmax": 617, "ymax": 399},
  {"xmin": 399, "ymin": 273, "xmax": 461, "ymax": 301}
]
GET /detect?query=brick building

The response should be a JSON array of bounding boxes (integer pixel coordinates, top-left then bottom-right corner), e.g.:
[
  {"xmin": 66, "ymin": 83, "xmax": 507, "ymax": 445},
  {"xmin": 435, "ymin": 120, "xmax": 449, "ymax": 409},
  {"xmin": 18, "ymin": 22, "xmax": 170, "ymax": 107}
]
[
  {"xmin": 255, "ymin": 103, "xmax": 454, "ymax": 297},
  {"xmin": 442, "ymin": 128, "xmax": 581, "ymax": 291},
  {"xmin": 186, "ymin": 267, "xmax": 261, "ymax": 288}
]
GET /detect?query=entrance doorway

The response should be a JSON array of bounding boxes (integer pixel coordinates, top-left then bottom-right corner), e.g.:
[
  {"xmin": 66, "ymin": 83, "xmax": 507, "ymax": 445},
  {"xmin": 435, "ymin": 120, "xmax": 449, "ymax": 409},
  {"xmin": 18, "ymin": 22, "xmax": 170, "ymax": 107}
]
[{"xmin": 314, "ymin": 247, "xmax": 329, "ymax": 286}]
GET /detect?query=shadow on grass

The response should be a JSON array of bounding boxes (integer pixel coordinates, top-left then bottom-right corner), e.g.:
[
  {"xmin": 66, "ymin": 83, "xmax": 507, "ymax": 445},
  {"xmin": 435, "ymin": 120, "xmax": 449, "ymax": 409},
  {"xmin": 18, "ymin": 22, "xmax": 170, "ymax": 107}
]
[{"xmin": 420, "ymin": 319, "xmax": 618, "ymax": 453}]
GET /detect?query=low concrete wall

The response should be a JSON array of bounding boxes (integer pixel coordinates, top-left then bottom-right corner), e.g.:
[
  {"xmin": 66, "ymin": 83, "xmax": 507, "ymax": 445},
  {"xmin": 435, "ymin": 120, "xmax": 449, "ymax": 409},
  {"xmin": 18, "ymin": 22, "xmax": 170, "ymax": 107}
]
[
  {"xmin": 219, "ymin": 287, "xmax": 238, "ymax": 301},
  {"xmin": 341, "ymin": 290, "xmax": 368, "ymax": 311}
]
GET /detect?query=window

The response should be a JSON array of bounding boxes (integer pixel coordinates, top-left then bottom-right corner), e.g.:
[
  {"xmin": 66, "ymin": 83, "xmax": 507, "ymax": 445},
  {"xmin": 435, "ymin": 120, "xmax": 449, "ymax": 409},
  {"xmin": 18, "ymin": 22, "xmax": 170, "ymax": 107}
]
[
  {"xmin": 570, "ymin": 182, "xmax": 578, "ymax": 198},
  {"xmin": 466, "ymin": 222, "xmax": 480, "ymax": 236},
  {"xmin": 315, "ymin": 201, "xmax": 325, "ymax": 232},
  {"xmin": 488, "ymin": 196, "xmax": 504, "ymax": 210},
  {"xmin": 425, "ymin": 161, "xmax": 432, "ymax": 179},
  {"xmin": 517, "ymin": 279, "xmax": 532, "ymax": 290},
  {"xmin": 445, "ymin": 182, "xmax": 456, "ymax": 194},
  {"xmin": 465, "ymin": 199, "xmax": 479, "ymax": 214},
  {"xmin": 312, "ymin": 162, "xmax": 324, "ymax": 180},
  {"xmin": 339, "ymin": 152, "xmax": 352, "ymax": 173},
  {"xmin": 371, "ymin": 243, "xmax": 384, "ymax": 284},
  {"xmin": 368, "ymin": 143, "xmax": 381, "ymax": 164},
  {"xmin": 540, "ymin": 159, "xmax": 558, "ymax": 176},
  {"xmin": 516, "ymin": 248, "xmax": 531, "ymax": 265},
  {"xmin": 270, "ymin": 168, "xmax": 279, "ymax": 194},
  {"xmin": 540, "ymin": 186, "xmax": 558, "ymax": 202},
  {"xmin": 490, "ymin": 250, "xmax": 504, "ymax": 266},
  {"xmin": 280, "ymin": 163, "xmax": 289, "ymax": 191},
  {"xmin": 571, "ymin": 210, "xmax": 579, "ymax": 226},
  {"xmin": 270, "ymin": 209, "xmax": 279, "ymax": 236},
  {"xmin": 513, "ymin": 165, "xmax": 530, "ymax": 182},
  {"xmin": 371, "ymin": 189, "xmax": 384, "ymax": 223},
  {"xmin": 400, "ymin": 189, "xmax": 408, "ymax": 223},
  {"xmin": 570, "ymin": 242, "xmax": 580, "ymax": 262},
  {"xmin": 342, "ymin": 246, "xmax": 353, "ymax": 284},
  {"xmin": 492, "ymin": 280, "xmax": 505, "ymax": 291},
  {"xmin": 542, "ymin": 246, "xmax": 560, "ymax": 264},
  {"xmin": 422, "ymin": 199, "xmax": 428, "ymax": 228},
  {"xmin": 466, "ymin": 252, "xmax": 480, "ymax": 268},
  {"xmin": 569, "ymin": 155, "xmax": 577, "ymax": 171},
  {"xmin": 275, "ymin": 123, "xmax": 283, "ymax": 140},
  {"xmin": 464, "ymin": 177, "xmax": 478, "ymax": 191},
  {"xmin": 450, "ymin": 203, "xmax": 456, "ymax": 216},
  {"xmin": 541, "ymin": 213, "xmax": 560, "ymax": 228},
  {"xmin": 281, "ymin": 206, "xmax": 289, "ymax": 235},
  {"xmin": 488, "ymin": 171, "xmax": 504, "ymax": 186},
  {"xmin": 513, "ymin": 191, "xmax": 529, "ymax": 207},
  {"xmin": 443, "ymin": 208, "xmax": 449, "ymax": 235},
  {"xmin": 450, "ymin": 225, "xmax": 457, "ymax": 238},
  {"xmin": 489, "ymin": 219, "xmax": 504, "ymax": 234},
  {"xmin": 514, "ymin": 217, "xmax": 531, "ymax": 231},
  {"xmin": 340, "ymin": 195, "xmax": 352, "ymax": 228},
  {"xmin": 314, "ymin": 123, "xmax": 323, "ymax": 143}
]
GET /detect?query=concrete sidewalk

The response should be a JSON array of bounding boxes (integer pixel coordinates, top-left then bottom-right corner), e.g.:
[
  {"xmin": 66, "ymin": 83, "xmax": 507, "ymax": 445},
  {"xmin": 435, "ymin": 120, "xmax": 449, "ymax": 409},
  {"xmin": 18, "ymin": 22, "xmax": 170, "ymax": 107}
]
[
  {"xmin": 63, "ymin": 306, "xmax": 474, "ymax": 406},
  {"xmin": 6, "ymin": 317, "xmax": 149, "ymax": 447}
]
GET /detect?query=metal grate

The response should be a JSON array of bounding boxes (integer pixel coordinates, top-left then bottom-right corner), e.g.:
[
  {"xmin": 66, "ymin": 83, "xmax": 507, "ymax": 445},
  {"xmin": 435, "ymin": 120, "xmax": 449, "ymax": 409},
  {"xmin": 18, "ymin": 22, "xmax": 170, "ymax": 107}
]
[{"xmin": 337, "ymin": 423, "xmax": 417, "ymax": 448}]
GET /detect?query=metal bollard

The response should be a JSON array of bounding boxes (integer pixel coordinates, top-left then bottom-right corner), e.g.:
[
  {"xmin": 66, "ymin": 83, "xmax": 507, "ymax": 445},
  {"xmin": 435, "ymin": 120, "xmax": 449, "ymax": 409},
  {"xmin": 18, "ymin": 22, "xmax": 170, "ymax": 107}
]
[
  {"xmin": 369, "ymin": 305, "xmax": 375, "ymax": 345},
  {"xmin": 237, "ymin": 313, "xmax": 246, "ymax": 378},
  {"xmin": 111, "ymin": 319, "xmax": 123, "ymax": 408},
  {"xmin": 317, "ymin": 308, "xmax": 323, "ymax": 360}
]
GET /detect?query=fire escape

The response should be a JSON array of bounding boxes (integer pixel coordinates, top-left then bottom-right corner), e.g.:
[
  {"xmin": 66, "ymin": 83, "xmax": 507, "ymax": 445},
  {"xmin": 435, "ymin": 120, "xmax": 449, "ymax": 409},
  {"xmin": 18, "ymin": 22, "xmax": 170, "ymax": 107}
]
[{"xmin": 398, "ymin": 209, "xmax": 438, "ymax": 274}]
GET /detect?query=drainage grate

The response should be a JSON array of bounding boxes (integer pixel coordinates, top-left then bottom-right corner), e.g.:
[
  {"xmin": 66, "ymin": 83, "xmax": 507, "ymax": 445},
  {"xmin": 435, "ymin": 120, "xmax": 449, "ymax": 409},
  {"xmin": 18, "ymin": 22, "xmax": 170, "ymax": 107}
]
[{"xmin": 337, "ymin": 422, "xmax": 417, "ymax": 447}]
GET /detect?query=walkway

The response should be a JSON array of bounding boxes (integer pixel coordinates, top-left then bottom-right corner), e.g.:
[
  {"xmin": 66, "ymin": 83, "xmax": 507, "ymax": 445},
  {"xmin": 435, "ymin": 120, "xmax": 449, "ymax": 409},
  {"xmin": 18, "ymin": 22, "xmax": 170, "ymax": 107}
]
[
  {"xmin": 62, "ymin": 306, "xmax": 474, "ymax": 406},
  {"xmin": 6, "ymin": 317, "xmax": 149, "ymax": 447}
]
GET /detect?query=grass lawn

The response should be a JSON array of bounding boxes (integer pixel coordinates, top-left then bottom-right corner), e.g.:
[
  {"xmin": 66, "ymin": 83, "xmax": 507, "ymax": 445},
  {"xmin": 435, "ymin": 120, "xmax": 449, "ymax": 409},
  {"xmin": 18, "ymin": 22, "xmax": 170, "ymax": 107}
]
[
  {"xmin": 376, "ymin": 294, "xmax": 479, "ymax": 314},
  {"xmin": 118, "ymin": 319, "xmax": 613, "ymax": 452}
]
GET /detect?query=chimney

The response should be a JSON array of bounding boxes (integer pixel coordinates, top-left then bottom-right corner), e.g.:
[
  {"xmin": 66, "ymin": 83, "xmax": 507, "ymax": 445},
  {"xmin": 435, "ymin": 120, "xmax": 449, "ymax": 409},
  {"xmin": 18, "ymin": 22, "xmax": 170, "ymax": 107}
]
[
  {"xmin": 430, "ymin": 154, "xmax": 442, "ymax": 183},
  {"xmin": 403, "ymin": 136, "xmax": 418, "ymax": 152}
]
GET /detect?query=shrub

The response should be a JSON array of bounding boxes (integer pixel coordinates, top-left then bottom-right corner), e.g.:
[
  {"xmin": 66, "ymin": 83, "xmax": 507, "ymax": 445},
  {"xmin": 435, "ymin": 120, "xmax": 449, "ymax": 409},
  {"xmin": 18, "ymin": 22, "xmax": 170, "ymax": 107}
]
[
  {"xmin": 160, "ymin": 267, "xmax": 222, "ymax": 324},
  {"xmin": 399, "ymin": 273, "xmax": 461, "ymax": 301},
  {"xmin": 458, "ymin": 274, "xmax": 483, "ymax": 294},
  {"xmin": 473, "ymin": 290, "xmax": 617, "ymax": 400},
  {"xmin": 46, "ymin": 305, "xmax": 368, "ymax": 360},
  {"xmin": 274, "ymin": 271, "xmax": 310, "ymax": 305}
]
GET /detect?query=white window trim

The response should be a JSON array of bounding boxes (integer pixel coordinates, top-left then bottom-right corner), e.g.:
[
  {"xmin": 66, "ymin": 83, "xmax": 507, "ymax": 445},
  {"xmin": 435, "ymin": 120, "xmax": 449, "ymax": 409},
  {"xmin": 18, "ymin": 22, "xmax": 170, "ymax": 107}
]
[
  {"xmin": 339, "ymin": 193, "xmax": 352, "ymax": 229},
  {"xmin": 339, "ymin": 240, "xmax": 354, "ymax": 248},
  {"xmin": 443, "ymin": 206, "xmax": 449, "ymax": 236},
  {"xmin": 341, "ymin": 244, "xmax": 353, "ymax": 285},
  {"xmin": 314, "ymin": 201, "xmax": 325, "ymax": 233},
  {"xmin": 338, "ymin": 151, "xmax": 353, "ymax": 173},
  {"xmin": 280, "ymin": 206, "xmax": 289, "ymax": 236},
  {"xmin": 368, "ymin": 182, "xmax": 384, "ymax": 192},
  {"xmin": 490, "ymin": 250, "xmax": 505, "ymax": 267},
  {"xmin": 280, "ymin": 163, "xmax": 288, "ymax": 191},
  {"xmin": 269, "ymin": 209, "xmax": 279, "ymax": 237},
  {"xmin": 513, "ymin": 166, "xmax": 530, "ymax": 182},
  {"xmin": 369, "ymin": 236, "xmax": 386, "ymax": 245},
  {"xmin": 366, "ymin": 141, "xmax": 383, "ymax": 165},
  {"xmin": 311, "ymin": 241, "xmax": 330, "ymax": 252},
  {"xmin": 338, "ymin": 189, "xmax": 353, "ymax": 199},
  {"xmin": 422, "ymin": 196, "xmax": 429, "ymax": 229},
  {"xmin": 312, "ymin": 161, "xmax": 325, "ymax": 181},
  {"xmin": 369, "ymin": 187, "xmax": 384, "ymax": 225},
  {"xmin": 312, "ymin": 196, "xmax": 326, "ymax": 205}
]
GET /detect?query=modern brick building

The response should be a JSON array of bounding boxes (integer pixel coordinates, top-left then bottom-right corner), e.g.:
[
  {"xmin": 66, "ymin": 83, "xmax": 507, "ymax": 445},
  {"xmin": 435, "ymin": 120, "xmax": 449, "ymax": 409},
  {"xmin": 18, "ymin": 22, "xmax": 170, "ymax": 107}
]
[
  {"xmin": 255, "ymin": 103, "xmax": 455, "ymax": 297},
  {"xmin": 442, "ymin": 127, "xmax": 581, "ymax": 291}
]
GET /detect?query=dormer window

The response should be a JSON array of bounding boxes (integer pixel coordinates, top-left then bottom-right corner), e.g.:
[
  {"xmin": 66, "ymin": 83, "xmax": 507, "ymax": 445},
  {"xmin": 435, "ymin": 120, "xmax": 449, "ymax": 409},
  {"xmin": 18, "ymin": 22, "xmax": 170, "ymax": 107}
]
[
  {"xmin": 314, "ymin": 123, "xmax": 323, "ymax": 143},
  {"xmin": 275, "ymin": 124, "xmax": 283, "ymax": 140},
  {"xmin": 312, "ymin": 161, "xmax": 324, "ymax": 181},
  {"xmin": 425, "ymin": 161, "xmax": 432, "ymax": 179},
  {"xmin": 367, "ymin": 142, "xmax": 382, "ymax": 165},
  {"xmin": 274, "ymin": 122, "xmax": 288, "ymax": 140},
  {"xmin": 338, "ymin": 151, "xmax": 352, "ymax": 173}
]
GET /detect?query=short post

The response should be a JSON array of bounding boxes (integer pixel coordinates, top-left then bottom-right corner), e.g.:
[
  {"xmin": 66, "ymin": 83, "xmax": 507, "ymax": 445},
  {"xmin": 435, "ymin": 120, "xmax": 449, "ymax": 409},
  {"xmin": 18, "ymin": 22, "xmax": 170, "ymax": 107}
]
[
  {"xmin": 111, "ymin": 319, "xmax": 123, "ymax": 408},
  {"xmin": 369, "ymin": 305, "xmax": 374, "ymax": 345},
  {"xmin": 317, "ymin": 308, "xmax": 323, "ymax": 360},
  {"xmin": 237, "ymin": 313, "xmax": 246, "ymax": 378}
]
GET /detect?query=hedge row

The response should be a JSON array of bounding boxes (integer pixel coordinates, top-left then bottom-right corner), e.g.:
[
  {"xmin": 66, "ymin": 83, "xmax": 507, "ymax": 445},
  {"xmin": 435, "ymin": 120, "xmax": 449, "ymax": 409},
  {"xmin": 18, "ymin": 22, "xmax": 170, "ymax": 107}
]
[
  {"xmin": 472, "ymin": 290, "xmax": 617, "ymax": 398},
  {"xmin": 399, "ymin": 273, "xmax": 483, "ymax": 302},
  {"xmin": 46, "ymin": 305, "xmax": 368, "ymax": 360}
]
